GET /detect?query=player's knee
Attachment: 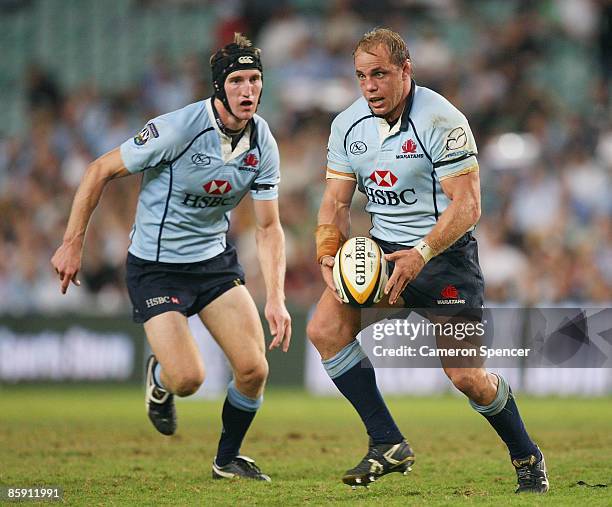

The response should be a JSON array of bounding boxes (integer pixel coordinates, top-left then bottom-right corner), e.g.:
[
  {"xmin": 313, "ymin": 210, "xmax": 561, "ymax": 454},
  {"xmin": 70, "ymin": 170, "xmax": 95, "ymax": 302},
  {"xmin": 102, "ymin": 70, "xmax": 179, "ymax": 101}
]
[
  {"xmin": 306, "ymin": 319, "xmax": 320, "ymax": 345},
  {"xmin": 307, "ymin": 317, "xmax": 341, "ymax": 351},
  {"xmin": 236, "ymin": 358, "xmax": 268, "ymax": 389},
  {"xmin": 173, "ymin": 368, "xmax": 205, "ymax": 397},
  {"xmin": 445, "ymin": 368, "xmax": 480, "ymax": 395}
]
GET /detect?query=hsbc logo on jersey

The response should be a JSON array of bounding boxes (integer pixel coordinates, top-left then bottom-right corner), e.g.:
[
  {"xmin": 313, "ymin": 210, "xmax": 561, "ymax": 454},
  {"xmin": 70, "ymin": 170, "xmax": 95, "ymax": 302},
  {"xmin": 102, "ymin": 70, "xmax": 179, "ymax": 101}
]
[
  {"xmin": 366, "ymin": 170, "xmax": 416, "ymax": 205},
  {"xmin": 369, "ymin": 170, "xmax": 397, "ymax": 187},
  {"xmin": 182, "ymin": 193, "xmax": 236, "ymax": 208},
  {"xmin": 145, "ymin": 296, "xmax": 181, "ymax": 308},
  {"xmin": 203, "ymin": 180, "xmax": 232, "ymax": 194},
  {"xmin": 365, "ymin": 186, "xmax": 417, "ymax": 206},
  {"xmin": 397, "ymin": 138, "xmax": 424, "ymax": 159},
  {"xmin": 182, "ymin": 180, "xmax": 236, "ymax": 208}
]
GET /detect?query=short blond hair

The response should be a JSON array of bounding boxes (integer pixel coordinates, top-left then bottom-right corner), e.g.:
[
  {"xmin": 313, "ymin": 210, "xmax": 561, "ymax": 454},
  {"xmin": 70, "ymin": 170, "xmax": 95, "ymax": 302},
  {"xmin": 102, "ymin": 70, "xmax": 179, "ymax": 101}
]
[
  {"xmin": 209, "ymin": 33, "xmax": 260, "ymax": 66},
  {"xmin": 353, "ymin": 27, "xmax": 410, "ymax": 67},
  {"xmin": 233, "ymin": 32, "xmax": 254, "ymax": 49}
]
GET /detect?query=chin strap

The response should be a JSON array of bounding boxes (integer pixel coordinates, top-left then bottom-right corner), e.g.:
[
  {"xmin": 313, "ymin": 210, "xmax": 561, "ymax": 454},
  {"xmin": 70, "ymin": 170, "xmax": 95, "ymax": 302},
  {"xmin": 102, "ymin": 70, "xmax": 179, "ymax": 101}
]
[
  {"xmin": 211, "ymin": 99, "xmax": 243, "ymax": 135},
  {"xmin": 215, "ymin": 93, "xmax": 240, "ymax": 120}
]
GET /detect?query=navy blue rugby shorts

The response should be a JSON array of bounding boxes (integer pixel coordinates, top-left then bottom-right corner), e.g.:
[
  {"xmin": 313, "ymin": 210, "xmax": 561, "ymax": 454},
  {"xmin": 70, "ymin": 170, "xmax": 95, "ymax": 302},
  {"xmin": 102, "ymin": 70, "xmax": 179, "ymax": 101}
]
[
  {"xmin": 375, "ymin": 232, "xmax": 485, "ymax": 321},
  {"xmin": 125, "ymin": 244, "xmax": 245, "ymax": 324}
]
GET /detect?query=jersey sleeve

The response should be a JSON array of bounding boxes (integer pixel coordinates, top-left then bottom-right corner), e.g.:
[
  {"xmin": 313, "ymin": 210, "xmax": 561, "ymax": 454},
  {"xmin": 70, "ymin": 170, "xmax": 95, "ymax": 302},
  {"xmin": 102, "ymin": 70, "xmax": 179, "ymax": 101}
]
[
  {"xmin": 120, "ymin": 116, "xmax": 186, "ymax": 173},
  {"xmin": 250, "ymin": 126, "xmax": 280, "ymax": 201},
  {"xmin": 326, "ymin": 116, "xmax": 356, "ymax": 181},
  {"xmin": 428, "ymin": 109, "xmax": 479, "ymax": 181}
]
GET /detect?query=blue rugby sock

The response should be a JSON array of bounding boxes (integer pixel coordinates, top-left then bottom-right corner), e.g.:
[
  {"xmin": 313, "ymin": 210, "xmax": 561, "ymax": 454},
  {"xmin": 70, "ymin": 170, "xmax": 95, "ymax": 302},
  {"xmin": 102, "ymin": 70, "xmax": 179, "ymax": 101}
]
[
  {"xmin": 215, "ymin": 381, "xmax": 261, "ymax": 467},
  {"xmin": 470, "ymin": 374, "xmax": 540, "ymax": 461},
  {"xmin": 323, "ymin": 341, "xmax": 404, "ymax": 445}
]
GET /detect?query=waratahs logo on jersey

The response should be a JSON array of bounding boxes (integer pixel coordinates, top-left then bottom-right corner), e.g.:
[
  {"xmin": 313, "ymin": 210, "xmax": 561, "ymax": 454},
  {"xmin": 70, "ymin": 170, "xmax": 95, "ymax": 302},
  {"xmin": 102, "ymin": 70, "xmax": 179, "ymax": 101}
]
[
  {"xmin": 369, "ymin": 170, "xmax": 397, "ymax": 187},
  {"xmin": 397, "ymin": 138, "xmax": 424, "ymax": 159},
  {"xmin": 243, "ymin": 153, "xmax": 259, "ymax": 167},
  {"xmin": 441, "ymin": 285, "xmax": 459, "ymax": 299},
  {"xmin": 402, "ymin": 139, "xmax": 417, "ymax": 153},
  {"xmin": 437, "ymin": 284, "xmax": 466, "ymax": 305},
  {"xmin": 238, "ymin": 153, "xmax": 260, "ymax": 173},
  {"xmin": 203, "ymin": 180, "xmax": 232, "ymax": 195}
]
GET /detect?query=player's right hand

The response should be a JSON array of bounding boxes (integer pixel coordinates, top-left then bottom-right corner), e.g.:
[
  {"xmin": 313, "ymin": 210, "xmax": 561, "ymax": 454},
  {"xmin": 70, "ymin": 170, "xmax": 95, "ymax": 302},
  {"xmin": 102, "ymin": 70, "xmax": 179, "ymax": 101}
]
[
  {"xmin": 50, "ymin": 240, "xmax": 82, "ymax": 294},
  {"xmin": 320, "ymin": 255, "xmax": 344, "ymax": 303}
]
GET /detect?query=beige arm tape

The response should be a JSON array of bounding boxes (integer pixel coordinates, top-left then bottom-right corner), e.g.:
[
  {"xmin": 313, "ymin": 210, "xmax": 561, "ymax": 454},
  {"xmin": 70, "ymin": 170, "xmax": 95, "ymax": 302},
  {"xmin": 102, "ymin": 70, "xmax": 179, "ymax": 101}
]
[
  {"xmin": 414, "ymin": 239, "xmax": 436, "ymax": 264},
  {"xmin": 315, "ymin": 224, "xmax": 346, "ymax": 263}
]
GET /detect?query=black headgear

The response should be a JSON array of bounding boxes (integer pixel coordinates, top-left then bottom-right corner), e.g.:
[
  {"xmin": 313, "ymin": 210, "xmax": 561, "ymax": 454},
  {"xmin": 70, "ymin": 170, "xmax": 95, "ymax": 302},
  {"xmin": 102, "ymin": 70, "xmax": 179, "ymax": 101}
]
[{"xmin": 210, "ymin": 38, "xmax": 263, "ymax": 117}]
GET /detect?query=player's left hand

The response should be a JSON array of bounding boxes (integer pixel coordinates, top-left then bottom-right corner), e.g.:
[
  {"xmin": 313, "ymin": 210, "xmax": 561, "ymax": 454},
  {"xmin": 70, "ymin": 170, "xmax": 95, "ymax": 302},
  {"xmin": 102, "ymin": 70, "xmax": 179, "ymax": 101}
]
[
  {"xmin": 384, "ymin": 249, "xmax": 425, "ymax": 305},
  {"xmin": 265, "ymin": 299, "xmax": 292, "ymax": 352},
  {"xmin": 51, "ymin": 239, "xmax": 83, "ymax": 294}
]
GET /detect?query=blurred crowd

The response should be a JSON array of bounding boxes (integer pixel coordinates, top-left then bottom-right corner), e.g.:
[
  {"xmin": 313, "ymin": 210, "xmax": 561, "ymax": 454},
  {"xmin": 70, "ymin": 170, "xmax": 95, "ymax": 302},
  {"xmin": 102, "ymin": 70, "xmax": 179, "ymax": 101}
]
[{"xmin": 0, "ymin": 0, "xmax": 610, "ymax": 314}]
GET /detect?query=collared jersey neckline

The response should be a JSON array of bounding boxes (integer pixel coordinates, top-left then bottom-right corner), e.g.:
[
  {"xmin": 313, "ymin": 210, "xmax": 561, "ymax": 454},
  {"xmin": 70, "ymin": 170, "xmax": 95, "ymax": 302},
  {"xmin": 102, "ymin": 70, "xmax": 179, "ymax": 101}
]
[
  {"xmin": 376, "ymin": 80, "xmax": 417, "ymax": 145},
  {"xmin": 205, "ymin": 98, "xmax": 254, "ymax": 164}
]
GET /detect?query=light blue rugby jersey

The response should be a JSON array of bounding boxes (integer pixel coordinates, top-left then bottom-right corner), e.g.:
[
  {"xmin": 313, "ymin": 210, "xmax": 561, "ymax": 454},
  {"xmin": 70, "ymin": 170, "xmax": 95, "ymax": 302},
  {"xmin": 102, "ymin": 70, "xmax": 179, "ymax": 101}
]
[
  {"xmin": 120, "ymin": 98, "xmax": 280, "ymax": 263},
  {"xmin": 327, "ymin": 82, "xmax": 479, "ymax": 246}
]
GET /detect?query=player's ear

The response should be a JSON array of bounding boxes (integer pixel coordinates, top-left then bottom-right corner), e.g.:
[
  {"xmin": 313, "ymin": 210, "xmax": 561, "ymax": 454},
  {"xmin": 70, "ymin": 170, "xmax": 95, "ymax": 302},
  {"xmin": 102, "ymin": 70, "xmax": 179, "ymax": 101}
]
[{"xmin": 402, "ymin": 59, "xmax": 411, "ymax": 81}]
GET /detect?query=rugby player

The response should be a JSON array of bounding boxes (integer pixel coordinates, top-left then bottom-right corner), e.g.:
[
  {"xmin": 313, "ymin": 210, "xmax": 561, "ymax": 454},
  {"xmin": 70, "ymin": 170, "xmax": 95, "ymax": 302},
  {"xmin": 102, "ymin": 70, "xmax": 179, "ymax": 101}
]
[
  {"xmin": 51, "ymin": 34, "xmax": 291, "ymax": 482},
  {"xmin": 307, "ymin": 28, "xmax": 548, "ymax": 493}
]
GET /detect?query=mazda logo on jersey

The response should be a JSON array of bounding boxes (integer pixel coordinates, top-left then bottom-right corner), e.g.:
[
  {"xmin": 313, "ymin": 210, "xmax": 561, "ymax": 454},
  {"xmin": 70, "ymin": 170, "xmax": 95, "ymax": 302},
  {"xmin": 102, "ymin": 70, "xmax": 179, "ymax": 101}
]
[
  {"xmin": 446, "ymin": 127, "xmax": 467, "ymax": 150},
  {"xmin": 349, "ymin": 141, "xmax": 367, "ymax": 155},
  {"xmin": 203, "ymin": 180, "xmax": 232, "ymax": 195},
  {"xmin": 369, "ymin": 170, "xmax": 397, "ymax": 187},
  {"xmin": 397, "ymin": 138, "xmax": 424, "ymax": 159}
]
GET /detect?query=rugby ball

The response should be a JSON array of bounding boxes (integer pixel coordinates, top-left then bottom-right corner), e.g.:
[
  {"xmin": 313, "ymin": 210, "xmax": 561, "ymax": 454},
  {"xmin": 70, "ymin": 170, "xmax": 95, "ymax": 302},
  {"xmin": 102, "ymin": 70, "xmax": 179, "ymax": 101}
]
[{"xmin": 332, "ymin": 237, "xmax": 388, "ymax": 307}]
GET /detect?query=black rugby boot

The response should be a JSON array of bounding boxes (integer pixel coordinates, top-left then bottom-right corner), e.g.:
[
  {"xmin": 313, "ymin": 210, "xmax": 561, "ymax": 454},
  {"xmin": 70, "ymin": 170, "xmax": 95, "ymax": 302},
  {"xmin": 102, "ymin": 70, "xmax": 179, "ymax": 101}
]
[
  {"xmin": 342, "ymin": 439, "xmax": 415, "ymax": 488},
  {"xmin": 145, "ymin": 355, "xmax": 176, "ymax": 436}
]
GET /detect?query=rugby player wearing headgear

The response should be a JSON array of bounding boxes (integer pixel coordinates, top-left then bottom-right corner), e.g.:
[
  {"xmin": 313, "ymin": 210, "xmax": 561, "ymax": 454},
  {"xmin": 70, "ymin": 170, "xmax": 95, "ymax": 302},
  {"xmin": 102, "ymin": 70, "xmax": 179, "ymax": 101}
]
[
  {"xmin": 51, "ymin": 33, "xmax": 291, "ymax": 481},
  {"xmin": 307, "ymin": 28, "xmax": 548, "ymax": 493}
]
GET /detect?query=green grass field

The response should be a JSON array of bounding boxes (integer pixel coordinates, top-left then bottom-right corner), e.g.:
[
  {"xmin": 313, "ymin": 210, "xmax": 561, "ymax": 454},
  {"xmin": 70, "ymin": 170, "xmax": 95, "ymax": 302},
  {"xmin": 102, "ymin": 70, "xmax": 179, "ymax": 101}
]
[{"xmin": 1, "ymin": 387, "xmax": 610, "ymax": 506}]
